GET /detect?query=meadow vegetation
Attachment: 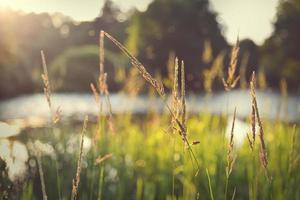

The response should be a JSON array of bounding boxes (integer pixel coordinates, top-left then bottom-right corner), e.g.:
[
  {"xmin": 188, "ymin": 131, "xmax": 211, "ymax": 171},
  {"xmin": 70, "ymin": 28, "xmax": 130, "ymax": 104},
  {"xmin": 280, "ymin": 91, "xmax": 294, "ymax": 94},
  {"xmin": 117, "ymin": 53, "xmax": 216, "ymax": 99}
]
[{"xmin": 1, "ymin": 31, "xmax": 298, "ymax": 200}]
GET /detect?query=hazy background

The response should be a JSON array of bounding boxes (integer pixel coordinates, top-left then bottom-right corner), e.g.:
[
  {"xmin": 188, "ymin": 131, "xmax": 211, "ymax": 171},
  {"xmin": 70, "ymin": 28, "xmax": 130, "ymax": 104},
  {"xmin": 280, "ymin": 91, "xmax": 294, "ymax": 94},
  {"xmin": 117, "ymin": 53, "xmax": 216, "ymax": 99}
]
[
  {"xmin": 0, "ymin": 0, "xmax": 278, "ymax": 44},
  {"xmin": 0, "ymin": 0, "xmax": 299, "ymax": 99}
]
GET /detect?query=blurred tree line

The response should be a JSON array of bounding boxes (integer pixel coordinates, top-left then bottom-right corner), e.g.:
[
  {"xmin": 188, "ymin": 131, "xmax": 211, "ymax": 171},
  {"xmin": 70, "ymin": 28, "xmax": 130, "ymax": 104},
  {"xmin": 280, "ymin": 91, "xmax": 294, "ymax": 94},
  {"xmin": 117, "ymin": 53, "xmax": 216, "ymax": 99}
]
[
  {"xmin": 261, "ymin": 0, "xmax": 300, "ymax": 90},
  {"xmin": 0, "ymin": 0, "xmax": 299, "ymax": 99}
]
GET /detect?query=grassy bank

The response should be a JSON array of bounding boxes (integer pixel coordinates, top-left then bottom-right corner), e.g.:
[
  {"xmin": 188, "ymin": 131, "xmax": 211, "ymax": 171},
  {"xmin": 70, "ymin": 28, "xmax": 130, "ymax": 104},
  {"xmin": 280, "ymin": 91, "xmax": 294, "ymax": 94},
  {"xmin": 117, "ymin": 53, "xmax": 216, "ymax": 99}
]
[{"xmin": 14, "ymin": 113, "xmax": 298, "ymax": 200}]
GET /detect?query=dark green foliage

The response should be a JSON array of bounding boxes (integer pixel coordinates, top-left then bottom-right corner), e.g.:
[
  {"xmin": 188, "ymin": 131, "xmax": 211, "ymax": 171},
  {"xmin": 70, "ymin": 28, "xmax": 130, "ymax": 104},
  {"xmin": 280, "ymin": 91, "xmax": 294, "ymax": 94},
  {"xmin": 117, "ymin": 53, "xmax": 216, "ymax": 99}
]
[
  {"xmin": 0, "ymin": 1, "xmax": 126, "ymax": 99},
  {"xmin": 127, "ymin": 0, "xmax": 228, "ymax": 91},
  {"xmin": 0, "ymin": 158, "xmax": 13, "ymax": 200},
  {"xmin": 261, "ymin": 0, "xmax": 300, "ymax": 90}
]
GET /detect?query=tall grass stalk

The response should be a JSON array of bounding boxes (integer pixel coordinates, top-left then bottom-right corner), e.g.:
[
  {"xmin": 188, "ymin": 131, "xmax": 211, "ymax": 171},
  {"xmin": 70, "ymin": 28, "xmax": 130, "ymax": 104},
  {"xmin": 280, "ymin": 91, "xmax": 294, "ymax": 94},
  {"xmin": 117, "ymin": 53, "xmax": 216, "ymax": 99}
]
[
  {"xmin": 250, "ymin": 72, "xmax": 268, "ymax": 177},
  {"xmin": 98, "ymin": 31, "xmax": 114, "ymax": 133},
  {"xmin": 40, "ymin": 50, "xmax": 62, "ymax": 200},
  {"xmin": 37, "ymin": 155, "xmax": 48, "ymax": 200},
  {"xmin": 97, "ymin": 165, "xmax": 104, "ymax": 200},
  {"xmin": 55, "ymin": 158, "xmax": 62, "ymax": 200},
  {"xmin": 206, "ymin": 168, "xmax": 215, "ymax": 200},
  {"xmin": 41, "ymin": 50, "xmax": 52, "ymax": 113},
  {"xmin": 71, "ymin": 116, "xmax": 88, "ymax": 200},
  {"xmin": 102, "ymin": 30, "xmax": 200, "ymax": 173},
  {"xmin": 222, "ymin": 37, "xmax": 240, "ymax": 91},
  {"xmin": 225, "ymin": 108, "xmax": 237, "ymax": 200},
  {"xmin": 288, "ymin": 125, "xmax": 297, "ymax": 175}
]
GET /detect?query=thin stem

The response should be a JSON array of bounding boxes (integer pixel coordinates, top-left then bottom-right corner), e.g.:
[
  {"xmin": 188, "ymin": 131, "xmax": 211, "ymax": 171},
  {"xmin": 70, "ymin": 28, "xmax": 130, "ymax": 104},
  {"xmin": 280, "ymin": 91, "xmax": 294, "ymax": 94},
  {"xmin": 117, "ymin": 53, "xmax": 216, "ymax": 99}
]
[
  {"xmin": 206, "ymin": 168, "xmax": 215, "ymax": 200},
  {"xmin": 98, "ymin": 165, "xmax": 105, "ymax": 200},
  {"xmin": 55, "ymin": 158, "xmax": 62, "ymax": 200},
  {"xmin": 172, "ymin": 137, "xmax": 176, "ymax": 200},
  {"xmin": 225, "ymin": 176, "xmax": 229, "ymax": 200},
  {"xmin": 37, "ymin": 155, "xmax": 48, "ymax": 200}
]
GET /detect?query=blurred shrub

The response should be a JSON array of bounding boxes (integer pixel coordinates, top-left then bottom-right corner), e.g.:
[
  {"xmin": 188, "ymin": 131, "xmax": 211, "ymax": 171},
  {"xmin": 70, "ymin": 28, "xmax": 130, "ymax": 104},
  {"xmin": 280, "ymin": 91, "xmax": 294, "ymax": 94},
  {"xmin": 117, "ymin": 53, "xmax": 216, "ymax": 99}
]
[{"xmin": 50, "ymin": 45, "xmax": 128, "ymax": 92}]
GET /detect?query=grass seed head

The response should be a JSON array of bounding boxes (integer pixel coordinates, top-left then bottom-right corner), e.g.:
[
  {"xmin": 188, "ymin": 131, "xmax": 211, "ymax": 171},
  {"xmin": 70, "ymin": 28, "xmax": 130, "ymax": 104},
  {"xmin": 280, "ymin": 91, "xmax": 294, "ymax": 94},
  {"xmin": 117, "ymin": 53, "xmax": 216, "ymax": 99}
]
[
  {"xmin": 103, "ymin": 31, "xmax": 165, "ymax": 97},
  {"xmin": 222, "ymin": 37, "xmax": 240, "ymax": 91}
]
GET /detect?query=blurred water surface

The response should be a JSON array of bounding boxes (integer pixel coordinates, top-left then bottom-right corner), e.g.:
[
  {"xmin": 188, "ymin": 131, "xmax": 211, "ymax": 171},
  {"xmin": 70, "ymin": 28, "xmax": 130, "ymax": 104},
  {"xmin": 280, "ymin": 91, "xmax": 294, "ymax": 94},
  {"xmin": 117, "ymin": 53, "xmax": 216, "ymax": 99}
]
[{"xmin": 0, "ymin": 90, "xmax": 299, "ymax": 124}]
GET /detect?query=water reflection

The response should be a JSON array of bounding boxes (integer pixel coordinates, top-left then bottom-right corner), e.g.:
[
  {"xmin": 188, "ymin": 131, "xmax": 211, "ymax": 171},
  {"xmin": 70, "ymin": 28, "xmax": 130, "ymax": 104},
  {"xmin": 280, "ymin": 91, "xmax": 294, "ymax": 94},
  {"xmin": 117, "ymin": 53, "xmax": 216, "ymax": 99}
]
[
  {"xmin": 225, "ymin": 115, "xmax": 254, "ymax": 148},
  {"xmin": 0, "ymin": 139, "xmax": 28, "ymax": 180},
  {"xmin": 0, "ymin": 121, "xmax": 92, "ymax": 181},
  {"xmin": 0, "ymin": 121, "xmax": 20, "ymax": 138},
  {"xmin": 0, "ymin": 91, "xmax": 299, "ymax": 123}
]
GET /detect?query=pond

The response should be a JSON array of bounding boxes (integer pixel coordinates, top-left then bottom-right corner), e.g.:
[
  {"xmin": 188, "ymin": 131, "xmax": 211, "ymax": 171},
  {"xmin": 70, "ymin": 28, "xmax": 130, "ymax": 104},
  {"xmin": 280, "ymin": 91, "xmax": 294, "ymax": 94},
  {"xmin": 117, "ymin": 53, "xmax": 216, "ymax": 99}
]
[{"xmin": 0, "ymin": 90, "xmax": 299, "ymax": 124}]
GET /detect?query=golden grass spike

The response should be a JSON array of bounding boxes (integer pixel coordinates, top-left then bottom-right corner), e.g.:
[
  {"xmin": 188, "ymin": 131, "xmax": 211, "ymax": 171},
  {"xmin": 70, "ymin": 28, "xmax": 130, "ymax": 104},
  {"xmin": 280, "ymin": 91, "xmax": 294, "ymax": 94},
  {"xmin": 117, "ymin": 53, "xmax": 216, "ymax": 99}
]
[
  {"xmin": 101, "ymin": 73, "xmax": 115, "ymax": 133},
  {"xmin": 90, "ymin": 83, "xmax": 100, "ymax": 106},
  {"xmin": 102, "ymin": 30, "xmax": 200, "ymax": 173},
  {"xmin": 173, "ymin": 57, "xmax": 179, "ymax": 103},
  {"xmin": 99, "ymin": 31, "xmax": 106, "ymax": 95},
  {"xmin": 98, "ymin": 32, "xmax": 115, "ymax": 133},
  {"xmin": 71, "ymin": 116, "xmax": 88, "ymax": 200},
  {"xmin": 95, "ymin": 153, "xmax": 113, "ymax": 165},
  {"xmin": 222, "ymin": 37, "xmax": 240, "ymax": 91},
  {"xmin": 41, "ymin": 50, "xmax": 52, "ymax": 110},
  {"xmin": 172, "ymin": 57, "xmax": 180, "ymax": 134},
  {"xmin": 41, "ymin": 50, "xmax": 62, "ymax": 124},
  {"xmin": 180, "ymin": 60, "xmax": 187, "ymax": 143},
  {"xmin": 228, "ymin": 38, "xmax": 239, "ymax": 80},
  {"xmin": 249, "ymin": 72, "xmax": 256, "ymax": 150},
  {"xmin": 90, "ymin": 82, "xmax": 102, "ymax": 142},
  {"xmin": 53, "ymin": 106, "xmax": 62, "ymax": 124},
  {"xmin": 103, "ymin": 31, "xmax": 165, "ymax": 97},
  {"xmin": 103, "ymin": 31, "xmax": 186, "ymax": 141},
  {"xmin": 250, "ymin": 72, "xmax": 268, "ymax": 173},
  {"xmin": 226, "ymin": 107, "xmax": 237, "ymax": 177}
]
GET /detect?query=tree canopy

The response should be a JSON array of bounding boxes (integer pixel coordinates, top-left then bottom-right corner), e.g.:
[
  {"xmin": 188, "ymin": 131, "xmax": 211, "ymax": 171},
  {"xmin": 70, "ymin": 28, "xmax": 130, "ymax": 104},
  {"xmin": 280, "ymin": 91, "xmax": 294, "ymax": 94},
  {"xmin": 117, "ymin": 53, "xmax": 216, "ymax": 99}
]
[
  {"xmin": 126, "ymin": 0, "xmax": 228, "ymax": 90},
  {"xmin": 261, "ymin": 0, "xmax": 300, "ymax": 89}
]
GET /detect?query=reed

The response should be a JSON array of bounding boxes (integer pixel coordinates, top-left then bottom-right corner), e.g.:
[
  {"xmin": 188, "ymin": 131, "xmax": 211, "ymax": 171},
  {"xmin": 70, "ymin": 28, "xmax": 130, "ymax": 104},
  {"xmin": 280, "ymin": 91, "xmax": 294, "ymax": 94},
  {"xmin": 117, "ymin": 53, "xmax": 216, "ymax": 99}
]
[
  {"xmin": 41, "ymin": 50, "xmax": 52, "ymax": 110},
  {"xmin": 71, "ymin": 116, "xmax": 88, "ymax": 200},
  {"xmin": 95, "ymin": 153, "xmax": 113, "ymax": 165},
  {"xmin": 98, "ymin": 32, "xmax": 114, "ymax": 133},
  {"xmin": 222, "ymin": 38, "xmax": 240, "ymax": 91},
  {"xmin": 102, "ymin": 31, "xmax": 200, "ymax": 174},
  {"xmin": 225, "ymin": 108, "xmax": 237, "ymax": 200},
  {"xmin": 102, "ymin": 31, "xmax": 165, "ymax": 97},
  {"xmin": 90, "ymin": 83, "xmax": 100, "ymax": 106},
  {"xmin": 180, "ymin": 61, "xmax": 187, "ymax": 146},
  {"xmin": 41, "ymin": 50, "xmax": 61, "ymax": 124},
  {"xmin": 226, "ymin": 107, "xmax": 236, "ymax": 177},
  {"xmin": 250, "ymin": 72, "xmax": 268, "ymax": 174},
  {"xmin": 171, "ymin": 57, "xmax": 180, "ymax": 135},
  {"xmin": 99, "ymin": 31, "xmax": 105, "ymax": 93},
  {"xmin": 248, "ymin": 72, "xmax": 257, "ymax": 150},
  {"xmin": 102, "ymin": 31, "xmax": 186, "ymax": 134}
]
